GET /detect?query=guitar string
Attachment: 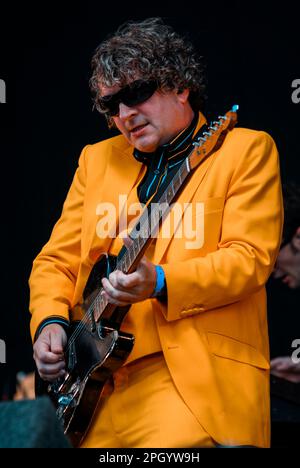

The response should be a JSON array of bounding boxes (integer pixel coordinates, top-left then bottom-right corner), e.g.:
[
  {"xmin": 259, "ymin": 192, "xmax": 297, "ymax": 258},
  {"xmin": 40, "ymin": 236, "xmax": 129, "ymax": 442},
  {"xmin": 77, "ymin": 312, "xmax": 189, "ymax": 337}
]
[{"xmin": 64, "ymin": 157, "xmax": 189, "ymax": 352}]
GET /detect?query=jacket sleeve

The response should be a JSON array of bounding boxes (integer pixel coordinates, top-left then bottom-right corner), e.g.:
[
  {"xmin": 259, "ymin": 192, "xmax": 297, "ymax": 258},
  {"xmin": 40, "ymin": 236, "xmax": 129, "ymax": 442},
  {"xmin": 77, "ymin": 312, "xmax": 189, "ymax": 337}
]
[
  {"xmin": 29, "ymin": 145, "xmax": 90, "ymax": 340},
  {"xmin": 162, "ymin": 130, "xmax": 283, "ymax": 321}
]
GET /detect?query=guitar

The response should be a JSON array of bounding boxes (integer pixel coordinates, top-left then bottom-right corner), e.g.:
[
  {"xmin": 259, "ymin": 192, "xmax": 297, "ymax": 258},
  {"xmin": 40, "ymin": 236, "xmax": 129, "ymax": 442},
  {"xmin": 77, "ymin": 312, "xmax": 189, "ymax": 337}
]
[{"xmin": 35, "ymin": 105, "xmax": 239, "ymax": 446}]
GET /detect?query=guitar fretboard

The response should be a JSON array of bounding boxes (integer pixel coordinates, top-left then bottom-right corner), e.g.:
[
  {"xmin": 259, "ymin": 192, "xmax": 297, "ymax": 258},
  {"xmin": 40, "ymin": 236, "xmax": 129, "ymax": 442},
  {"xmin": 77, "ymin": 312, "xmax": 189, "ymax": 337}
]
[{"xmin": 116, "ymin": 156, "xmax": 191, "ymax": 274}]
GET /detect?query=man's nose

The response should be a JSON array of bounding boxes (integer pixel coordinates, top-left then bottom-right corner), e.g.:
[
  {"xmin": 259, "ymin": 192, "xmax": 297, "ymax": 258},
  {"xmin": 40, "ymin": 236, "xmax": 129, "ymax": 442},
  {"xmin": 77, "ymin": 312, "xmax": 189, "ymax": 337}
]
[{"xmin": 118, "ymin": 102, "xmax": 137, "ymax": 120}]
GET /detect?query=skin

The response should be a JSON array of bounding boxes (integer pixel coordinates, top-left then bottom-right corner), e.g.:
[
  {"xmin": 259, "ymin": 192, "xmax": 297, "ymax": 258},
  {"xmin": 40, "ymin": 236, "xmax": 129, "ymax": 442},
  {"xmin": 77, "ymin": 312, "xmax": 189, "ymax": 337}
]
[
  {"xmin": 272, "ymin": 227, "xmax": 300, "ymax": 289},
  {"xmin": 270, "ymin": 356, "xmax": 300, "ymax": 383},
  {"xmin": 34, "ymin": 83, "xmax": 195, "ymax": 381},
  {"xmin": 270, "ymin": 226, "xmax": 300, "ymax": 382}
]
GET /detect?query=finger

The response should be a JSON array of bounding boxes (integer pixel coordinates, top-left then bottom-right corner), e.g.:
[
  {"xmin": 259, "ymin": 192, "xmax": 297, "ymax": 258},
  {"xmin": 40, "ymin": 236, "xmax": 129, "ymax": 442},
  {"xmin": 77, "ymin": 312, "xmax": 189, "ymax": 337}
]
[
  {"xmin": 109, "ymin": 270, "xmax": 139, "ymax": 290},
  {"xmin": 101, "ymin": 290, "xmax": 130, "ymax": 307},
  {"xmin": 39, "ymin": 369, "xmax": 66, "ymax": 382},
  {"xmin": 108, "ymin": 271, "xmax": 128, "ymax": 291},
  {"xmin": 101, "ymin": 277, "xmax": 131, "ymax": 299},
  {"xmin": 50, "ymin": 332, "xmax": 65, "ymax": 355}
]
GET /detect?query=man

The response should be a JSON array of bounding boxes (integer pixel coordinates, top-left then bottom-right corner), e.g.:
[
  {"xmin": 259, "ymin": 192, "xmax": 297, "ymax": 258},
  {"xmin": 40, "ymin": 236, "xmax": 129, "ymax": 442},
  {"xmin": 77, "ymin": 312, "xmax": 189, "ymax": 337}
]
[
  {"xmin": 269, "ymin": 182, "xmax": 300, "ymax": 383},
  {"xmin": 30, "ymin": 18, "xmax": 283, "ymax": 448}
]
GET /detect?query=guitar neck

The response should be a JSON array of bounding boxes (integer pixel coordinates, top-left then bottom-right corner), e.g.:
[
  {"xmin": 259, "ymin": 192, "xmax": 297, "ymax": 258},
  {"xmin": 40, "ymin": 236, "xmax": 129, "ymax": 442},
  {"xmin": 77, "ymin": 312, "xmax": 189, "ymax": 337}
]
[{"xmin": 92, "ymin": 105, "xmax": 239, "ymax": 323}]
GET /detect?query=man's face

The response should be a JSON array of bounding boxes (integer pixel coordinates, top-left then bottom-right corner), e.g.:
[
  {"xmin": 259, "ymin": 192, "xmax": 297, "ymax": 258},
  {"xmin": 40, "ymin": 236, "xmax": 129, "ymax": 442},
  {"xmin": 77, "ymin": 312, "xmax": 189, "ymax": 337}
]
[
  {"xmin": 273, "ymin": 227, "xmax": 300, "ymax": 289},
  {"xmin": 99, "ymin": 82, "xmax": 194, "ymax": 153}
]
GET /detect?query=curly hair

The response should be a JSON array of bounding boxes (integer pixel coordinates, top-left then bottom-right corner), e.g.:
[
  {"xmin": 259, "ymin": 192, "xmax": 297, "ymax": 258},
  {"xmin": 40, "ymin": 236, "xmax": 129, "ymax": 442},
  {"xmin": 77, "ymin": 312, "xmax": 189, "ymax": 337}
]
[
  {"xmin": 282, "ymin": 181, "xmax": 300, "ymax": 244},
  {"xmin": 89, "ymin": 17, "xmax": 206, "ymax": 124}
]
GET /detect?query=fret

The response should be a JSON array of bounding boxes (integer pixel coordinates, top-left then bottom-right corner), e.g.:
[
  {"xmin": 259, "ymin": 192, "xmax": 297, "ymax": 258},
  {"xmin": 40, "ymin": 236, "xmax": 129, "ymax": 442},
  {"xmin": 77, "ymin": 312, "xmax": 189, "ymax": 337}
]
[
  {"xmin": 149, "ymin": 208, "xmax": 159, "ymax": 238},
  {"xmin": 185, "ymin": 157, "xmax": 190, "ymax": 173},
  {"xmin": 130, "ymin": 245, "xmax": 136, "ymax": 263},
  {"xmin": 140, "ymin": 232, "xmax": 147, "ymax": 246},
  {"xmin": 141, "ymin": 221, "xmax": 148, "ymax": 239},
  {"xmin": 95, "ymin": 295, "xmax": 100, "ymax": 315},
  {"xmin": 127, "ymin": 245, "xmax": 132, "ymax": 265},
  {"xmin": 160, "ymin": 193, "xmax": 167, "ymax": 204}
]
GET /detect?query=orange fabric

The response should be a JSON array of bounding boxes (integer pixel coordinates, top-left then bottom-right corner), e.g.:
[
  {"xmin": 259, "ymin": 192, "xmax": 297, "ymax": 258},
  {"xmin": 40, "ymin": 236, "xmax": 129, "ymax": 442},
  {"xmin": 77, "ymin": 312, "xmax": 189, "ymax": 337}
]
[
  {"xmin": 29, "ymin": 113, "xmax": 283, "ymax": 447},
  {"xmin": 80, "ymin": 353, "xmax": 215, "ymax": 448},
  {"xmin": 120, "ymin": 241, "xmax": 162, "ymax": 364}
]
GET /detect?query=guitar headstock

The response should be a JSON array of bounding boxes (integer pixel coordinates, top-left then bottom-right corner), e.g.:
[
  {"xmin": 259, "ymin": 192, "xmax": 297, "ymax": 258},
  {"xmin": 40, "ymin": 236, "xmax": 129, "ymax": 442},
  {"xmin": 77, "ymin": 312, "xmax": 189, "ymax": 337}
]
[{"xmin": 188, "ymin": 104, "xmax": 239, "ymax": 170}]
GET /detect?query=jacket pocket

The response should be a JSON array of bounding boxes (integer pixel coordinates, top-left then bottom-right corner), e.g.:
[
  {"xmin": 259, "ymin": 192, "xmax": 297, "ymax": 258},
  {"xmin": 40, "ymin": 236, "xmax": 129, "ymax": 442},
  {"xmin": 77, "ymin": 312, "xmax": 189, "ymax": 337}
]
[{"xmin": 206, "ymin": 331, "xmax": 270, "ymax": 369}]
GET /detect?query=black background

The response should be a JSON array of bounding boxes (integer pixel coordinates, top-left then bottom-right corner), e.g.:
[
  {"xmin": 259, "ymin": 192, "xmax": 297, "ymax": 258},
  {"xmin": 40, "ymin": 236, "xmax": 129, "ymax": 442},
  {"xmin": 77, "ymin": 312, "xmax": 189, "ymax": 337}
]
[{"xmin": 0, "ymin": 1, "xmax": 300, "ymax": 397}]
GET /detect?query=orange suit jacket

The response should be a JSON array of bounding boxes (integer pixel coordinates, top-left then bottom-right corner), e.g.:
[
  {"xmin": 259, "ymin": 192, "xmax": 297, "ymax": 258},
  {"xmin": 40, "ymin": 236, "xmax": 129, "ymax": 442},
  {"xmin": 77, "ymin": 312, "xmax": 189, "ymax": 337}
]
[{"xmin": 29, "ymin": 113, "xmax": 283, "ymax": 447}]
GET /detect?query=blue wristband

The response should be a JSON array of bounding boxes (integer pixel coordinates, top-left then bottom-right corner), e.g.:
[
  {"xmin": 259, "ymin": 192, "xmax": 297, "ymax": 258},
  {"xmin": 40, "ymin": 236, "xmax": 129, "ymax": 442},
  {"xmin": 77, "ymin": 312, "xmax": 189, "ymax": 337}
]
[{"xmin": 151, "ymin": 265, "xmax": 166, "ymax": 297}]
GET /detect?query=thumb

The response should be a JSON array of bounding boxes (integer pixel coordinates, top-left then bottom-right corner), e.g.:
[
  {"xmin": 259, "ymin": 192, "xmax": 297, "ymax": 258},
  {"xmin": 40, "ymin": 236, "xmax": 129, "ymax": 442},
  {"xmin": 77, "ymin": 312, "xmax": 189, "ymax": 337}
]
[{"xmin": 50, "ymin": 331, "xmax": 65, "ymax": 355}]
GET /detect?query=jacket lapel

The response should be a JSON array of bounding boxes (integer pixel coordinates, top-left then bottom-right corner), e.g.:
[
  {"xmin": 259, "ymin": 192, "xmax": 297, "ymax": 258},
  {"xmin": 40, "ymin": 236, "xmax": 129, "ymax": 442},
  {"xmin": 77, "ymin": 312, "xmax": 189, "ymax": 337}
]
[{"xmin": 83, "ymin": 142, "xmax": 145, "ymax": 261}]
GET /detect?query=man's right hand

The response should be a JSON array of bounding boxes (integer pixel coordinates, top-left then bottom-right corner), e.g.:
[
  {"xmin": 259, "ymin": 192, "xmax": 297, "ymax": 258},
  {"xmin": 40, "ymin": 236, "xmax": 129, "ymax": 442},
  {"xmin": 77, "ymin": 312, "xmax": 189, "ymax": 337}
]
[{"xmin": 33, "ymin": 323, "xmax": 67, "ymax": 382}]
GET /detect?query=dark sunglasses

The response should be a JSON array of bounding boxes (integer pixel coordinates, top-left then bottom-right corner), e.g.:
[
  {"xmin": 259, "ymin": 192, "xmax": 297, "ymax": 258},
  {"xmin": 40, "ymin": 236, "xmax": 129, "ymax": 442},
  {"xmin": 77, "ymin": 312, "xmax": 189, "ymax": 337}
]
[{"xmin": 98, "ymin": 80, "xmax": 158, "ymax": 116}]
